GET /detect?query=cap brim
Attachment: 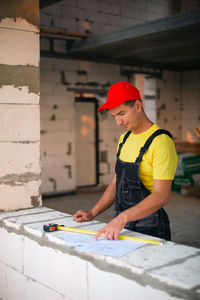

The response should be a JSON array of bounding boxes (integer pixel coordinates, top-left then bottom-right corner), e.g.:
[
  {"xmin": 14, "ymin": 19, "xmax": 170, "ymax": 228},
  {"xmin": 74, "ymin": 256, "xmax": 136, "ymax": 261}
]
[
  {"xmin": 97, "ymin": 104, "xmax": 108, "ymax": 112},
  {"xmin": 97, "ymin": 102, "xmax": 119, "ymax": 112},
  {"xmin": 97, "ymin": 98, "xmax": 141, "ymax": 112},
  {"xmin": 97, "ymin": 104, "xmax": 107, "ymax": 112}
]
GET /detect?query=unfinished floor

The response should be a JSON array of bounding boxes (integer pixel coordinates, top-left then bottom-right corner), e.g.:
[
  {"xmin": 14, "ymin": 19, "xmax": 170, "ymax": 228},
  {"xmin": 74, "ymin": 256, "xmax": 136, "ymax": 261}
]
[{"xmin": 43, "ymin": 190, "xmax": 200, "ymax": 249}]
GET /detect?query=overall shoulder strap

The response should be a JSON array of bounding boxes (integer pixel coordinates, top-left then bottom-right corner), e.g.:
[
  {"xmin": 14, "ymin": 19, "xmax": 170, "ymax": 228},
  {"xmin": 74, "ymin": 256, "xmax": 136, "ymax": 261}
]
[
  {"xmin": 135, "ymin": 129, "xmax": 173, "ymax": 163},
  {"xmin": 117, "ymin": 131, "xmax": 131, "ymax": 158}
]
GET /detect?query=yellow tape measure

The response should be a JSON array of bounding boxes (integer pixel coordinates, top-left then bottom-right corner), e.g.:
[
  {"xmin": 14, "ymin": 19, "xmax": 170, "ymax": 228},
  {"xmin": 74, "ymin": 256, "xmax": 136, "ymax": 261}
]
[{"xmin": 57, "ymin": 225, "xmax": 163, "ymax": 245}]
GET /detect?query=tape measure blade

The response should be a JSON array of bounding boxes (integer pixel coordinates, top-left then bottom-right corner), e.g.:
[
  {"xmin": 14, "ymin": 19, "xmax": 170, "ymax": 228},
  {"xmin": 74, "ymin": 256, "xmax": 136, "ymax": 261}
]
[{"xmin": 58, "ymin": 226, "xmax": 97, "ymax": 236}]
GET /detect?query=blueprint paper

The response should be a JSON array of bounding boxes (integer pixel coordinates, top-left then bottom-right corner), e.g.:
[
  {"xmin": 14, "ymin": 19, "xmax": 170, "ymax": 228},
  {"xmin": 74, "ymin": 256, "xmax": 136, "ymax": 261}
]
[{"xmin": 61, "ymin": 233, "xmax": 145, "ymax": 258}]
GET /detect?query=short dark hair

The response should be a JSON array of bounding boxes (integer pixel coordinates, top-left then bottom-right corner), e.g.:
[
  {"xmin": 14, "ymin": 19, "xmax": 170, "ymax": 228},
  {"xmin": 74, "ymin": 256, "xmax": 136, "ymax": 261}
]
[
  {"xmin": 104, "ymin": 99, "xmax": 142, "ymax": 111},
  {"xmin": 123, "ymin": 99, "xmax": 141, "ymax": 107}
]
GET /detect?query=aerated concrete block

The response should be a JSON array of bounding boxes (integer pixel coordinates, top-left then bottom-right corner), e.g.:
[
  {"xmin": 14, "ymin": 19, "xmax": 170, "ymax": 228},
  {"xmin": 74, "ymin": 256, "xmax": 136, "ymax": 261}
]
[
  {"xmin": 23, "ymin": 237, "xmax": 88, "ymax": 300},
  {"xmin": 88, "ymin": 262, "xmax": 180, "ymax": 300},
  {"xmin": 0, "ymin": 28, "xmax": 39, "ymax": 66},
  {"xmin": 7, "ymin": 266, "xmax": 71, "ymax": 300},
  {"xmin": 0, "ymin": 142, "xmax": 40, "ymax": 176},
  {"xmin": 0, "ymin": 86, "xmax": 39, "ymax": 104},
  {"xmin": 0, "ymin": 180, "xmax": 41, "ymax": 211},
  {"xmin": 0, "ymin": 262, "xmax": 6, "ymax": 300},
  {"xmin": 0, "ymin": 227, "xmax": 23, "ymax": 272},
  {"xmin": 0, "ymin": 16, "xmax": 38, "ymax": 32},
  {"xmin": 0, "ymin": 105, "xmax": 40, "ymax": 141}
]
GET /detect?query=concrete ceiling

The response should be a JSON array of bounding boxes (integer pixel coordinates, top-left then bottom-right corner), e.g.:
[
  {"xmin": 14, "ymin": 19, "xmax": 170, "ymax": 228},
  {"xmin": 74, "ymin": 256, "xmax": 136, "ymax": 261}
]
[
  {"xmin": 68, "ymin": 9, "xmax": 200, "ymax": 71},
  {"xmin": 40, "ymin": 0, "xmax": 62, "ymax": 9}
]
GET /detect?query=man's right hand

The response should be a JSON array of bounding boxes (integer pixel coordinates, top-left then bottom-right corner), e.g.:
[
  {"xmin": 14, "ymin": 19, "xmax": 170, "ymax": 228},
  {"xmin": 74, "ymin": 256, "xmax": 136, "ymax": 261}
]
[{"xmin": 73, "ymin": 210, "xmax": 94, "ymax": 222}]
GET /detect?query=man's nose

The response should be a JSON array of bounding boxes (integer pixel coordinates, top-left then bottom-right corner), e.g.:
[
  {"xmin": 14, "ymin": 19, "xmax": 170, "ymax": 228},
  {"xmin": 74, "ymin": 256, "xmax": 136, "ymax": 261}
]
[{"xmin": 115, "ymin": 116, "xmax": 122, "ymax": 126}]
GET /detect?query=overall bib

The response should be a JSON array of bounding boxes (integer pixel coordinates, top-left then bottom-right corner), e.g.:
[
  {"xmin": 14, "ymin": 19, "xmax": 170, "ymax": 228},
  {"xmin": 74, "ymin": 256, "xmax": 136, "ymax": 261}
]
[{"xmin": 115, "ymin": 129, "xmax": 172, "ymax": 240}]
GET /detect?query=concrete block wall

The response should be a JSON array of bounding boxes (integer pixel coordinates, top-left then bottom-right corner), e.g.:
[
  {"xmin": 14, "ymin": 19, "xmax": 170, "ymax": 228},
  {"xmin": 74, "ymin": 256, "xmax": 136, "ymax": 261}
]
[
  {"xmin": 39, "ymin": 0, "xmax": 178, "ymax": 195},
  {"xmin": 156, "ymin": 71, "xmax": 182, "ymax": 141},
  {"xmin": 40, "ymin": 0, "xmax": 173, "ymax": 35},
  {"xmin": 0, "ymin": 0, "xmax": 41, "ymax": 210},
  {"xmin": 156, "ymin": 71, "xmax": 200, "ymax": 142},
  {"xmin": 40, "ymin": 0, "xmax": 200, "ymax": 194},
  {"xmin": 144, "ymin": 77, "xmax": 157, "ymax": 123},
  {"xmin": 40, "ymin": 58, "xmax": 127, "ymax": 193},
  {"xmin": 98, "ymin": 103, "xmax": 124, "ymax": 185},
  {"xmin": 40, "ymin": 58, "xmax": 76, "ymax": 194},
  {"xmin": 40, "ymin": 60, "xmax": 200, "ymax": 194},
  {"xmin": 0, "ymin": 207, "xmax": 200, "ymax": 300}
]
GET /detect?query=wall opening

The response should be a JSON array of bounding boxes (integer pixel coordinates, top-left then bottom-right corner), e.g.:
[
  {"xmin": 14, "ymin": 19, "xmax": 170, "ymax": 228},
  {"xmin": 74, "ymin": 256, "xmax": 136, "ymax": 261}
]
[{"xmin": 75, "ymin": 95, "xmax": 99, "ymax": 187}]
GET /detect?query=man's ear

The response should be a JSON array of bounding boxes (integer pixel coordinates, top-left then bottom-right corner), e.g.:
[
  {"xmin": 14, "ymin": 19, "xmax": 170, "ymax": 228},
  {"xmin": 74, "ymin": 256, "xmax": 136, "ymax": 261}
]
[{"xmin": 135, "ymin": 100, "xmax": 143, "ymax": 112}]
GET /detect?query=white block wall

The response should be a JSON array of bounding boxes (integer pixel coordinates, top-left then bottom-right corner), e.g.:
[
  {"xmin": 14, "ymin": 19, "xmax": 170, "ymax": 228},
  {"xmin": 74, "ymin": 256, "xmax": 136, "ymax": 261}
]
[
  {"xmin": 40, "ymin": 58, "xmax": 200, "ymax": 194},
  {"xmin": 156, "ymin": 70, "xmax": 200, "ymax": 142},
  {"xmin": 40, "ymin": 0, "xmax": 200, "ymax": 194},
  {"xmin": 0, "ymin": 207, "xmax": 200, "ymax": 300},
  {"xmin": 144, "ymin": 77, "xmax": 157, "ymax": 123},
  {"xmin": 40, "ymin": 60, "xmax": 200, "ymax": 195},
  {"xmin": 0, "ymin": 0, "xmax": 41, "ymax": 210},
  {"xmin": 40, "ymin": 0, "xmax": 173, "ymax": 35},
  {"xmin": 156, "ymin": 71, "xmax": 182, "ymax": 140},
  {"xmin": 40, "ymin": 58, "xmax": 126, "ymax": 193}
]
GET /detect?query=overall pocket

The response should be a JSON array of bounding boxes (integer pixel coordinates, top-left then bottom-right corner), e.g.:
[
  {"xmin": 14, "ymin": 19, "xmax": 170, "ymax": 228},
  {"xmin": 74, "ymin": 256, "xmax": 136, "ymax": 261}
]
[
  {"xmin": 135, "ymin": 213, "xmax": 159, "ymax": 227},
  {"xmin": 121, "ymin": 178, "xmax": 142, "ymax": 206}
]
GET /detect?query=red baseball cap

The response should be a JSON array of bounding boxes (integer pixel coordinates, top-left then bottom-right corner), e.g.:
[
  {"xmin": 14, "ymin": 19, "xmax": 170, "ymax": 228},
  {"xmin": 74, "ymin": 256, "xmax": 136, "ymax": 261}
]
[{"xmin": 97, "ymin": 82, "xmax": 141, "ymax": 112}]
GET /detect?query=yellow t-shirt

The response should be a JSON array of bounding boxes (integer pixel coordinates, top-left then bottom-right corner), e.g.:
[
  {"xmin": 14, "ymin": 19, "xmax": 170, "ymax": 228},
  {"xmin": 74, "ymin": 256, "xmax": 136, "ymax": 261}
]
[{"xmin": 117, "ymin": 123, "xmax": 177, "ymax": 192}]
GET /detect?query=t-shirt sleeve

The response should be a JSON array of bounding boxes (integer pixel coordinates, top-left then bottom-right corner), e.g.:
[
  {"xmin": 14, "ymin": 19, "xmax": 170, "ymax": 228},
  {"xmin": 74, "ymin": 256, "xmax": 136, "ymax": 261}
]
[{"xmin": 152, "ymin": 135, "xmax": 178, "ymax": 180}]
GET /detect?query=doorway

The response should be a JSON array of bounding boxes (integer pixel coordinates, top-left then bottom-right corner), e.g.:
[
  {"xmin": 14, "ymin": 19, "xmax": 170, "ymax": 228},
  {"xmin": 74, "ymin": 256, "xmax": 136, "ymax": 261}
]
[{"xmin": 75, "ymin": 97, "xmax": 99, "ymax": 187}]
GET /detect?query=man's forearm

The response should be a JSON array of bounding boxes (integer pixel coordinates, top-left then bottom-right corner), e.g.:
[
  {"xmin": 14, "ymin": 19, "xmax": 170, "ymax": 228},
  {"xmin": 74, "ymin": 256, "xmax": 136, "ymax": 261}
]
[
  {"xmin": 94, "ymin": 179, "xmax": 172, "ymax": 240},
  {"xmin": 119, "ymin": 192, "xmax": 167, "ymax": 224},
  {"xmin": 120, "ymin": 180, "xmax": 172, "ymax": 224},
  {"xmin": 90, "ymin": 176, "xmax": 116, "ymax": 218}
]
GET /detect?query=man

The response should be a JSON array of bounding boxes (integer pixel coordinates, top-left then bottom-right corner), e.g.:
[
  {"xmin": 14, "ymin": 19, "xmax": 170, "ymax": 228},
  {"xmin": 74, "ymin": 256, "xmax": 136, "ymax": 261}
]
[{"xmin": 73, "ymin": 82, "xmax": 177, "ymax": 241}]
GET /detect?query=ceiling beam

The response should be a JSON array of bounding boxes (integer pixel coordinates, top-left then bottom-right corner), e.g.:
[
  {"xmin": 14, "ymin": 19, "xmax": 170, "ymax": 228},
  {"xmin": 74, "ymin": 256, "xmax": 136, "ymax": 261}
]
[{"xmin": 69, "ymin": 9, "xmax": 200, "ymax": 53}]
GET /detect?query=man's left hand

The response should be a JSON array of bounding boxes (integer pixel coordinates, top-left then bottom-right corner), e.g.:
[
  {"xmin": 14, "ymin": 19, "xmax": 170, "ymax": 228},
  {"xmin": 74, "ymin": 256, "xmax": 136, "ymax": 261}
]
[{"xmin": 94, "ymin": 214, "xmax": 127, "ymax": 241}]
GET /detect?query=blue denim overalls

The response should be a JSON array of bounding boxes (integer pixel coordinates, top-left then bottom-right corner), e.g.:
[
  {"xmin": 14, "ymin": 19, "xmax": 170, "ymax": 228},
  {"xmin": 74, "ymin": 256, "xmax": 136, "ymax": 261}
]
[{"xmin": 115, "ymin": 129, "xmax": 172, "ymax": 240}]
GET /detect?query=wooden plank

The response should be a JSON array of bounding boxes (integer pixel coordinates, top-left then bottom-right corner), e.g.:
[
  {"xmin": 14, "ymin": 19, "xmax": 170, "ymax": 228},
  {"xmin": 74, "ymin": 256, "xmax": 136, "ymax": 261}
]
[
  {"xmin": 40, "ymin": 28, "xmax": 93, "ymax": 38},
  {"xmin": 175, "ymin": 142, "xmax": 200, "ymax": 154}
]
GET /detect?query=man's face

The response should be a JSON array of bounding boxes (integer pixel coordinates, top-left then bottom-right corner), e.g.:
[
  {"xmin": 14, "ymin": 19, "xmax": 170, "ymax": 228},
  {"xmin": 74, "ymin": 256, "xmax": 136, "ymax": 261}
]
[{"xmin": 109, "ymin": 101, "xmax": 141, "ymax": 131}]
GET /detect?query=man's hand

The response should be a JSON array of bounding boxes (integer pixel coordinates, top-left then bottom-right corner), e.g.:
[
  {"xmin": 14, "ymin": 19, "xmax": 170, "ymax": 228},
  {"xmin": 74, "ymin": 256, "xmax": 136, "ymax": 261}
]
[
  {"xmin": 94, "ymin": 214, "xmax": 127, "ymax": 241},
  {"xmin": 73, "ymin": 210, "xmax": 94, "ymax": 222},
  {"xmin": 73, "ymin": 175, "xmax": 116, "ymax": 224}
]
